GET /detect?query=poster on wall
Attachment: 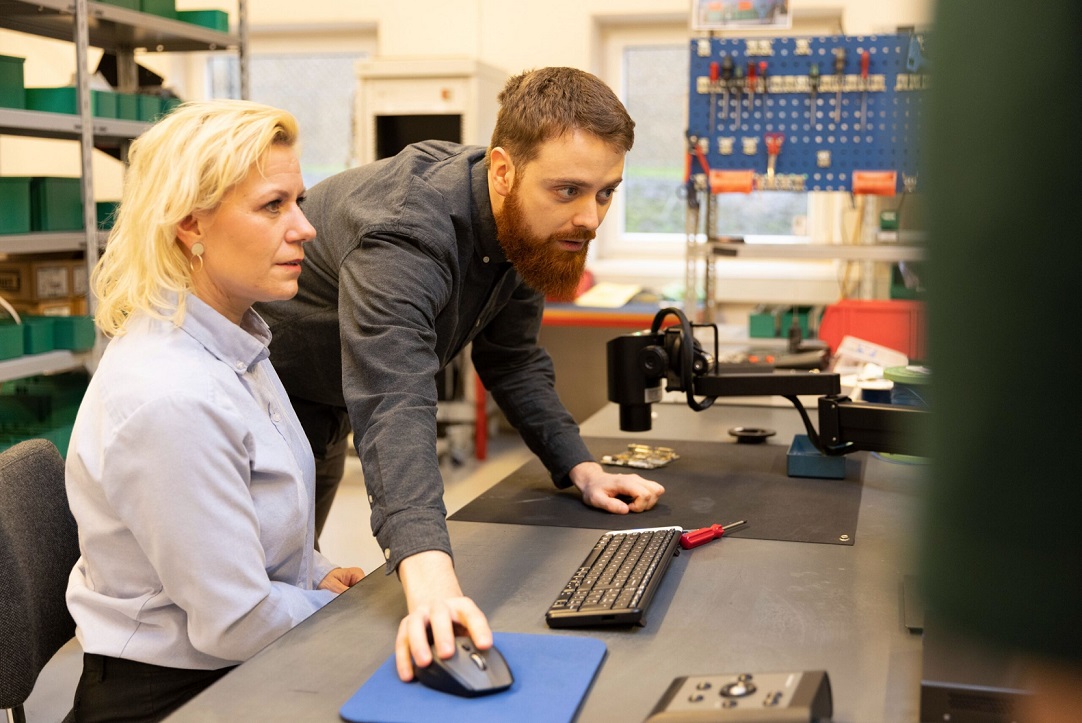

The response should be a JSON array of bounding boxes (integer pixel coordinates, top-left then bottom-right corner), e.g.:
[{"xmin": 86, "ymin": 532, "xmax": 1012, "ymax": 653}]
[{"xmin": 691, "ymin": 0, "xmax": 792, "ymax": 30}]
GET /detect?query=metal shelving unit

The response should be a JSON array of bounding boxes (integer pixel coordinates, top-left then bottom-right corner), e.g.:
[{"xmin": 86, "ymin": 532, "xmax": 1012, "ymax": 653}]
[{"xmin": 0, "ymin": 0, "xmax": 247, "ymax": 383}]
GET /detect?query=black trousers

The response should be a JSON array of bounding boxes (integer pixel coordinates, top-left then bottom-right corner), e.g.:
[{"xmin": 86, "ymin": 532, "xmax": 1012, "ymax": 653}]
[
  {"xmin": 290, "ymin": 396, "xmax": 352, "ymax": 540},
  {"xmin": 69, "ymin": 654, "xmax": 235, "ymax": 723}
]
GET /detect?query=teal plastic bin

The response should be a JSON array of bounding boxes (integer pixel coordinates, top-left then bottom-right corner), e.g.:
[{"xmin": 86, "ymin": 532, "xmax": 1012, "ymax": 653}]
[
  {"xmin": 52, "ymin": 315, "xmax": 96, "ymax": 351},
  {"xmin": 139, "ymin": 0, "xmax": 176, "ymax": 19},
  {"xmin": 21, "ymin": 316, "xmax": 56, "ymax": 354},
  {"xmin": 26, "ymin": 87, "xmax": 119, "ymax": 118},
  {"xmin": 137, "ymin": 94, "xmax": 162, "ymax": 122},
  {"xmin": 97, "ymin": 200, "xmax": 120, "ymax": 230},
  {"xmin": 116, "ymin": 92, "xmax": 140, "ymax": 120},
  {"xmin": 0, "ymin": 323, "xmax": 24, "ymax": 360},
  {"xmin": 0, "ymin": 176, "xmax": 32, "ymax": 234},
  {"xmin": 0, "ymin": 54, "xmax": 26, "ymax": 109},
  {"xmin": 30, "ymin": 177, "xmax": 83, "ymax": 232},
  {"xmin": 177, "ymin": 9, "xmax": 229, "ymax": 32},
  {"xmin": 0, "ymin": 372, "xmax": 89, "ymax": 456}
]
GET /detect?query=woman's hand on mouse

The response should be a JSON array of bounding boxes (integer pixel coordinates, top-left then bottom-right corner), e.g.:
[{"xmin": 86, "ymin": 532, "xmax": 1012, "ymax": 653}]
[
  {"xmin": 317, "ymin": 566, "xmax": 366, "ymax": 593},
  {"xmin": 395, "ymin": 550, "xmax": 492, "ymax": 682}
]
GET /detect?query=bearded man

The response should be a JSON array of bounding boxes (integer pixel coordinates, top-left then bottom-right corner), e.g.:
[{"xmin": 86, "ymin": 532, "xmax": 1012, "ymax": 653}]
[{"xmin": 256, "ymin": 67, "xmax": 664, "ymax": 681}]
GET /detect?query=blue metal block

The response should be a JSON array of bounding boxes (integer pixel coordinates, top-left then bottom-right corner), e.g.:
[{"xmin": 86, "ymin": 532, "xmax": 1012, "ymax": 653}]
[{"xmin": 787, "ymin": 434, "xmax": 846, "ymax": 479}]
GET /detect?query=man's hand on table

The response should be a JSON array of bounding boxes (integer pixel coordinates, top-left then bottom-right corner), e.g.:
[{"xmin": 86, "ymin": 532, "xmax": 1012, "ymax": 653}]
[
  {"xmin": 569, "ymin": 460, "xmax": 666, "ymax": 514},
  {"xmin": 394, "ymin": 549, "xmax": 492, "ymax": 682}
]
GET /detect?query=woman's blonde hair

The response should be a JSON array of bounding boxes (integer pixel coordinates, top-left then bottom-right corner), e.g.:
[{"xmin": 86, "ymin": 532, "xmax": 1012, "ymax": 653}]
[{"xmin": 93, "ymin": 99, "xmax": 299, "ymax": 335}]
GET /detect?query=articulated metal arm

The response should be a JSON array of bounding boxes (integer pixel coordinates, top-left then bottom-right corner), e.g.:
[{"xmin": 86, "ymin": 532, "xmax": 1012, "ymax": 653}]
[{"xmin": 607, "ymin": 308, "xmax": 927, "ymax": 457}]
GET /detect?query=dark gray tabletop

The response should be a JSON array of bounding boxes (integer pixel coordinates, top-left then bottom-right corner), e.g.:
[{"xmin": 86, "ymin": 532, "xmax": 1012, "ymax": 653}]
[{"xmin": 168, "ymin": 401, "xmax": 927, "ymax": 722}]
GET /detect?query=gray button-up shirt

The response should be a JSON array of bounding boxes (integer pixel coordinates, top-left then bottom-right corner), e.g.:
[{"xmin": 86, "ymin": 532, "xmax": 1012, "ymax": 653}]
[{"xmin": 259, "ymin": 142, "xmax": 592, "ymax": 571}]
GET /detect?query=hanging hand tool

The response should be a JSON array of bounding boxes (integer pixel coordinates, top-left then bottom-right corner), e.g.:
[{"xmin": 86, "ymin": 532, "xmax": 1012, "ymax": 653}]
[
  {"xmin": 683, "ymin": 132, "xmax": 711, "ymax": 210},
  {"xmin": 721, "ymin": 54, "xmax": 734, "ymax": 120},
  {"xmin": 758, "ymin": 60, "xmax": 768, "ymax": 100},
  {"xmin": 680, "ymin": 520, "xmax": 747, "ymax": 550},
  {"xmin": 808, "ymin": 62, "xmax": 820, "ymax": 123},
  {"xmin": 709, "ymin": 60, "xmax": 720, "ymax": 134},
  {"xmin": 746, "ymin": 61, "xmax": 757, "ymax": 113},
  {"xmin": 859, "ymin": 49, "xmax": 870, "ymax": 130},
  {"xmin": 765, "ymin": 133, "xmax": 784, "ymax": 185},
  {"xmin": 833, "ymin": 47, "xmax": 846, "ymax": 124},
  {"xmin": 731, "ymin": 64, "xmax": 744, "ymax": 128}
]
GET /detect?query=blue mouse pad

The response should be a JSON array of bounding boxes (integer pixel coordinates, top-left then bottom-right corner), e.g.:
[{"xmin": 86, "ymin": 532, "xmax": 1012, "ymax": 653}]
[{"xmin": 339, "ymin": 632, "xmax": 606, "ymax": 723}]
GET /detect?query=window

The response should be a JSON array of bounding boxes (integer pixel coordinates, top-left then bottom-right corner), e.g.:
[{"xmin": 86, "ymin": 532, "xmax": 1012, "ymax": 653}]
[
  {"xmin": 593, "ymin": 17, "xmax": 854, "ymax": 306},
  {"xmin": 208, "ymin": 53, "xmax": 368, "ymax": 188},
  {"xmin": 598, "ymin": 22, "xmax": 810, "ymax": 260}
]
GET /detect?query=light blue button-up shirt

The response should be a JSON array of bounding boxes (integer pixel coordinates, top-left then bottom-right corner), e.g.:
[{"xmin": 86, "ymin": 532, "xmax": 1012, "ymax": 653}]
[{"xmin": 66, "ymin": 294, "xmax": 338, "ymax": 669}]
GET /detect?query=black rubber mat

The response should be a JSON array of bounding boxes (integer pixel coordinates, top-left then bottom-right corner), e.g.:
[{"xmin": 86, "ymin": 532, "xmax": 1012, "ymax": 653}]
[{"xmin": 449, "ymin": 436, "xmax": 864, "ymax": 545}]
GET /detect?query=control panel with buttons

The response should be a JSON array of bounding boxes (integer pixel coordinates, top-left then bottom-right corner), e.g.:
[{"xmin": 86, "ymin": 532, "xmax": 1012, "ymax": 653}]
[{"xmin": 645, "ymin": 670, "xmax": 832, "ymax": 722}]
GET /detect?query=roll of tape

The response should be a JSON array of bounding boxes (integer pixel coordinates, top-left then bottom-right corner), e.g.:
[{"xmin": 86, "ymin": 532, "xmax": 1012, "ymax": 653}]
[{"xmin": 884, "ymin": 365, "xmax": 930, "ymax": 407}]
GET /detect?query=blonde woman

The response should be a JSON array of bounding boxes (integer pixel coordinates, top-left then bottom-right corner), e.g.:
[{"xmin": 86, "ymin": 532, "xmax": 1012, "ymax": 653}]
[{"xmin": 64, "ymin": 100, "xmax": 363, "ymax": 722}]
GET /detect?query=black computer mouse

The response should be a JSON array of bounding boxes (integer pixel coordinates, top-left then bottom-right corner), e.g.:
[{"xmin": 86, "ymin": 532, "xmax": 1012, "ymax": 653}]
[{"xmin": 413, "ymin": 635, "xmax": 514, "ymax": 698}]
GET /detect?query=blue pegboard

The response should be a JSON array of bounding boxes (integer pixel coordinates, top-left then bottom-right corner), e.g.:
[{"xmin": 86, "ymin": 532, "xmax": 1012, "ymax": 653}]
[{"xmin": 687, "ymin": 33, "xmax": 928, "ymax": 193}]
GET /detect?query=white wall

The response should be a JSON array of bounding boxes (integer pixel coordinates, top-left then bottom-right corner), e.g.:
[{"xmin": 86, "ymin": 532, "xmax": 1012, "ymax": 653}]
[{"xmin": 2, "ymin": 0, "xmax": 934, "ymax": 306}]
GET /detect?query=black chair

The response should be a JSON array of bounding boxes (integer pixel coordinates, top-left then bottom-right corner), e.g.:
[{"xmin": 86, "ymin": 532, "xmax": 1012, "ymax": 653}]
[{"xmin": 0, "ymin": 439, "xmax": 80, "ymax": 723}]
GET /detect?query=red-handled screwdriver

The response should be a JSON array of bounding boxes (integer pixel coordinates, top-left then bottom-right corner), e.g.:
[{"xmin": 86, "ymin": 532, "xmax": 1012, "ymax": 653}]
[{"xmin": 680, "ymin": 520, "xmax": 747, "ymax": 549}]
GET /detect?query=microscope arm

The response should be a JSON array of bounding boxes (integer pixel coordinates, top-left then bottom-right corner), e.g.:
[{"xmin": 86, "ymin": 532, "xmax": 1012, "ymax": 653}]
[
  {"xmin": 815, "ymin": 395, "xmax": 926, "ymax": 456},
  {"xmin": 689, "ymin": 372, "xmax": 925, "ymax": 456},
  {"xmin": 691, "ymin": 370, "xmax": 841, "ymax": 398},
  {"xmin": 606, "ymin": 309, "xmax": 928, "ymax": 458}
]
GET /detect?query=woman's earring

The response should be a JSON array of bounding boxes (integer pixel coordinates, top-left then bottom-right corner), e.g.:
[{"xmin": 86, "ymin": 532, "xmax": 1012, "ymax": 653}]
[{"xmin": 190, "ymin": 242, "xmax": 204, "ymax": 273}]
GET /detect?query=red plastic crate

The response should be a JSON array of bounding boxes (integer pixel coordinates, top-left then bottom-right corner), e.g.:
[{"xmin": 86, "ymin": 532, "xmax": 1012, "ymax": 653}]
[{"xmin": 818, "ymin": 299, "xmax": 925, "ymax": 360}]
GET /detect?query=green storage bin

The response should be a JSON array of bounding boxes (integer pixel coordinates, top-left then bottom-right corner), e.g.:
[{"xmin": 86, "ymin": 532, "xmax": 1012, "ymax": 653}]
[
  {"xmin": 0, "ymin": 54, "xmax": 26, "ymax": 110},
  {"xmin": 94, "ymin": 90, "xmax": 118, "ymax": 118},
  {"xmin": 139, "ymin": 0, "xmax": 176, "ymax": 19},
  {"xmin": 52, "ymin": 315, "xmax": 95, "ymax": 351},
  {"xmin": 748, "ymin": 312, "xmax": 777, "ymax": 338},
  {"xmin": 177, "ymin": 9, "xmax": 229, "ymax": 32},
  {"xmin": 30, "ymin": 177, "xmax": 84, "ymax": 232},
  {"xmin": 26, "ymin": 87, "xmax": 120, "ymax": 118},
  {"xmin": 136, "ymin": 93, "xmax": 163, "ymax": 121},
  {"xmin": 97, "ymin": 200, "xmax": 120, "ymax": 230},
  {"xmin": 21, "ymin": 316, "xmax": 56, "ymax": 354},
  {"xmin": 116, "ymin": 91, "xmax": 140, "ymax": 120},
  {"xmin": 0, "ymin": 176, "xmax": 32, "ymax": 234},
  {"xmin": 0, "ymin": 372, "xmax": 88, "ymax": 456},
  {"xmin": 99, "ymin": 0, "xmax": 140, "ymax": 8},
  {"xmin": 0, "ymin": 323, "xmax": 24, "ymax": 360},
  {"xmin": 161, "ymin": 95, "xmax": 183, "ymax": 115}
]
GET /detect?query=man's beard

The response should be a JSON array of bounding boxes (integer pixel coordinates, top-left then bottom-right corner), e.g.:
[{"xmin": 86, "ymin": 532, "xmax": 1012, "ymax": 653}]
[{"xmin": 495, "ymin": 187, "xmax": 592, "ymax": 301}]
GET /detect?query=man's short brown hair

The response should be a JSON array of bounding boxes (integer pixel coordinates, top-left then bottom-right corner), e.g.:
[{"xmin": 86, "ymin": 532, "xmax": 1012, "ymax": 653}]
[{"xmin": 486, "ymin": 66, "xmax": 635, "ymax": 167}]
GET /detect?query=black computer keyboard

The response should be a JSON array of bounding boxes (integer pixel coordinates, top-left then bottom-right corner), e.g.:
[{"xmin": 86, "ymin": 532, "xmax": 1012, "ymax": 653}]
[{"xmin": 545, "ymin": 526, "xmax": 682, "ymax": 628}]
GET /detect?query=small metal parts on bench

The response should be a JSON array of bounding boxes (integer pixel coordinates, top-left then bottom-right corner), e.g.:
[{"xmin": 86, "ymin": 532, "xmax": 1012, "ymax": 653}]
[{"xmin": 600, "ymin": 444, "xmax": 680, "ymax": 470}]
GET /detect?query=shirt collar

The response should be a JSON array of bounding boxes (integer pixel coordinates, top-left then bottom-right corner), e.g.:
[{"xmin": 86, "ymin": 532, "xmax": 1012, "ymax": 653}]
[
  {"xmin": 470, "ymin": 153, "xmax": 508, "ymax": 265},
  {"xmin": 179, "ymin": 293, "xmax": 271, "ymax": 373}
]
